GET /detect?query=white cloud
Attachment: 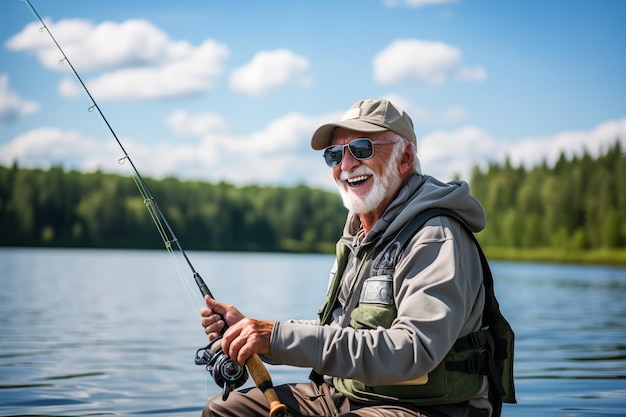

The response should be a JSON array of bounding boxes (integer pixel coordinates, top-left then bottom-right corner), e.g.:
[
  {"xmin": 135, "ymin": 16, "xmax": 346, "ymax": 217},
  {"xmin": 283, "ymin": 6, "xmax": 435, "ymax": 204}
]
[
  {"xmin": 383, "ymin": 0, "xmax": 457, "ymax": 7},
  {"xmin": 4, "ymin": 107, "xmax": 623, "ymax": 190},
  {"xmin": 161, "ymin": 110, "xmax": 331, "ymax": 185},
  {"xmin": 166, "ymin": 110, "xmax": 228, "ymax": 137},
  {"xmin": 7, "ymin": 19, "xmax": 170, "ymax": 72},
  {"xmin": 373, "ymin": 39, "xmax": 486, "ymax": 85},
  {"xmin": 0, "ymin": 74, "xmax": 39, "ymax": 127},
  {"xmin": 0, "ymin": 111, "xmax": 335, "ymax": 188},
  {"xmin": 7, "ymin": 19, "xmax": 230, "ymax": 101},
  {"xmin": 505, "ymin": 117, "xmax": 626, "ymax": 170},
  {"xmin": 383, "ymin": 93, "xmax": 467, "ymax": 124},
  {"xmin": 419, "ymin": 126, "xmax": 501, "ymax": 180},
  {"xmin": 0, "ymin": 127, "xmax": 121, "ymax": 171},
  {"xmin": 418, "ymin": 117, "xmax": 626, "ymax": 181},
  {"xmin": 229, "ymin": 49, "xmax": 312, "ymax": 97},
  {"xmin": 57, "ymin": 77, "xmax": 83, "ymax": 98}
]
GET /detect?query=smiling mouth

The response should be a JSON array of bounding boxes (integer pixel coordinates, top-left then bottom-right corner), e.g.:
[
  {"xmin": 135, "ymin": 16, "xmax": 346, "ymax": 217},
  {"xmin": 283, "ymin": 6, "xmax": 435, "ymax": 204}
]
[{"xmin": 346, "ymin": 175, "xmax": 371, "ymax": 187}]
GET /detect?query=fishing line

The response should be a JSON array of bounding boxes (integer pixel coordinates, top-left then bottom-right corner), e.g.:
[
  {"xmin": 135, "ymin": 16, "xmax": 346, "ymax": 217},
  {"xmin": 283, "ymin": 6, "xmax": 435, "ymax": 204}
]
[
  {"xmin": 122, "ymin": 156, "xmax": 204, "ymax": 313},
  {"xmin": 21, "ymin": 0, "xmax": 212, "ymax": 314},
  {"xmin": 21, "ymin": 2, "xmax": 288, "ymax": 414}
]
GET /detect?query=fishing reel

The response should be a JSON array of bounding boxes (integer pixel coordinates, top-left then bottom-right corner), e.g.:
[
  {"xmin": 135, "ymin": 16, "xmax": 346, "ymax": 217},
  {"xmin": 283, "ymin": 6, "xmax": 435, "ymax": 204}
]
[{"xmin": 195, "ymin": 336, "xmax": 249, "ymax": 400}]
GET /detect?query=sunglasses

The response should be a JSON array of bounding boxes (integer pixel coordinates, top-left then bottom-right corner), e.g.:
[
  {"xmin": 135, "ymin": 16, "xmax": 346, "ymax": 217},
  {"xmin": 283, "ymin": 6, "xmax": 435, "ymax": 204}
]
[{"xmin": 323, "ymin": 138, "xmax": 397, "ymax": 168}]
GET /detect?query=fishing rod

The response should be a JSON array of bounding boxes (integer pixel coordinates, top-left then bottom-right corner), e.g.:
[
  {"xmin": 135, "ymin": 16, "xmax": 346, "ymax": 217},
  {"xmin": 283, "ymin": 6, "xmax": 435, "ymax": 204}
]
[{"xmin": 21, "ymin": 1, "xmax": 287, "ymax": 416}]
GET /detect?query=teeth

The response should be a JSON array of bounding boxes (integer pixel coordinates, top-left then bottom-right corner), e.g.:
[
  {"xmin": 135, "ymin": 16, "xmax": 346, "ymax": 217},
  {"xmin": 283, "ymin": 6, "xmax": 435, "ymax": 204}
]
[{"xmin": 347, "ymin": 175, "xmax": 370, "ymax": 184}]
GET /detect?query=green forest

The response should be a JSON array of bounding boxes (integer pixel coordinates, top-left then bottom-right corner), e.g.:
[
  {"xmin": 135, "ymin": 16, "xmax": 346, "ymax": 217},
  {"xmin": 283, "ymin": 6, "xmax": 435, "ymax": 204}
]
[
  {"xmin": 470, "ymin": 141, "xmax": 626, "ymax": 264},
  {"xmin": 0, "ymin": 166, "xmax": 346, "ymax": 253},
  {"xmin": 1, "ymin": 141, "xmax": 625, "ymax": 264}
]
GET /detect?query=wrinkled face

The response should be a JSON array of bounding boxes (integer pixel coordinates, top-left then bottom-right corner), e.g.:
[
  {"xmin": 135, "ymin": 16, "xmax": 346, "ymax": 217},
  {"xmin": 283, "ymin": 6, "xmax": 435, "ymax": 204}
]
[{"xmin": 330, "ymin": 128, "xmax": 404, "ymax": 215}]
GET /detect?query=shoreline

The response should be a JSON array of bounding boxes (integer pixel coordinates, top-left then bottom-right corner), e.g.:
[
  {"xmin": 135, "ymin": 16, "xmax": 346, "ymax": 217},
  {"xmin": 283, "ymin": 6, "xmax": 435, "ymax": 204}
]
[
  {"xmin": 3, "ymin": 245, "xmax": 626, "ymax": 267},
  {"xmin": 483, "ymin": 247, "xmax": 626, "ymax": 267}
]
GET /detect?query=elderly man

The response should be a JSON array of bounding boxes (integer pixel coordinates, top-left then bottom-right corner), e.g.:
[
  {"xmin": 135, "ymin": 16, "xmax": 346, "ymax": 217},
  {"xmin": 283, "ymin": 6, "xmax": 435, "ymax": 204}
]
[{"xmin": 200, "ymin": 99, "xmax": 513, "ymax": 417}]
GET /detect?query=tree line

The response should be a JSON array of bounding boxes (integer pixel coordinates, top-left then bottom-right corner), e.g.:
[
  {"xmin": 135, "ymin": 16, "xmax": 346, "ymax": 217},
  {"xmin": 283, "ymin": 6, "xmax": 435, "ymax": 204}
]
[
  {"xmin": 470, "ymin": 140, "xmax": 625, "ymax": 250},
  {"xmin": 1, "ymin": 140, "xmax": 624, "ymax": 253},
  {"xmin": 0, "ymin": 165, "xmax": 346, "ymax": 253}
]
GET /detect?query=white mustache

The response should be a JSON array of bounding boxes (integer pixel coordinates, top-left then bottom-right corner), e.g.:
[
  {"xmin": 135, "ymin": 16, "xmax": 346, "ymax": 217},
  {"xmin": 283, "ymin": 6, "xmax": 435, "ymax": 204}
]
[{"xmin": 338, "ymin": 166, "xmax": 375, "ymax": 182}]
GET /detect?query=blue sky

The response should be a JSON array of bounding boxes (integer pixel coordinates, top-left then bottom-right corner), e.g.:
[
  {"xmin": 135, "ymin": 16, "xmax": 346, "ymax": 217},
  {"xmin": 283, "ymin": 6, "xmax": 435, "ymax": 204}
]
[{"xmin": 1, "ymin": 0, "xmax": 625, "ymax": 189}]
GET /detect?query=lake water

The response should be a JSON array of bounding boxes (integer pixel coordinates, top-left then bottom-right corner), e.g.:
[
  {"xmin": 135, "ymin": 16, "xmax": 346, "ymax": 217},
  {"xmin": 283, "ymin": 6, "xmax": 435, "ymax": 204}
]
[{"xmin": 0, "ymin": 248, "xmax": 625, "ymax": 416}]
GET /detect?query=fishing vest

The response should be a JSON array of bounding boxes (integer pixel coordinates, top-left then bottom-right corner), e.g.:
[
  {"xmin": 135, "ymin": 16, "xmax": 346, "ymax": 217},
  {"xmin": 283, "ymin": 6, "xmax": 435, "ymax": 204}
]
[{"xmin": 313, "ymin": 208, "xmax": 516, "ymax": 416}]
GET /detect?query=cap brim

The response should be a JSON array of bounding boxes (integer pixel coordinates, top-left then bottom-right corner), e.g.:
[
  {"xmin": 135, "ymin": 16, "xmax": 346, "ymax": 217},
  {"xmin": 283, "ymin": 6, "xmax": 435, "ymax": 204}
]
[{"xmin": 310, "ymin": 120, "xmax": 389, "ymax": 150}]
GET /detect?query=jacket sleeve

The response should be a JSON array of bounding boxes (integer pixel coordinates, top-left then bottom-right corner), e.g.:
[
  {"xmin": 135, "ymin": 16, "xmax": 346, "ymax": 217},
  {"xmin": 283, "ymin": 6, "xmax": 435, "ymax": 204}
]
[{"xmin": 269, "ymin": 216, "xmax": 485, "ymax": 386}]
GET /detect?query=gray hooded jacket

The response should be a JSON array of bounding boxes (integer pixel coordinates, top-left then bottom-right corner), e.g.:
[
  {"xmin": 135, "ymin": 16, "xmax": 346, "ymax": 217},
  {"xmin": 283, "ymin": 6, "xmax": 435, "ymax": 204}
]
[{"xmin": 270, "ymin": 173, "xmax": 488, "ymax": 401}]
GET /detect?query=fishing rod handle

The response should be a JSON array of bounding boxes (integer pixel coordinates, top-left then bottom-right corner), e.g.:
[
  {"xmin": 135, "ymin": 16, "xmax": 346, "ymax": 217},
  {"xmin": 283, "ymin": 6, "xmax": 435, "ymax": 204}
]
[{"xmin": 246, "ymin": 353, "xmax": 288, "ymax": 417}]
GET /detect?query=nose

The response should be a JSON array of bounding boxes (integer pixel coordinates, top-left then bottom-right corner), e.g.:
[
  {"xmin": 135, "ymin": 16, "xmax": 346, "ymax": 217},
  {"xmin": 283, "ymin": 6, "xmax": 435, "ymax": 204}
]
[{"xmin": 340, "ymin": 145, "xmax": 360, "ymax": 171}]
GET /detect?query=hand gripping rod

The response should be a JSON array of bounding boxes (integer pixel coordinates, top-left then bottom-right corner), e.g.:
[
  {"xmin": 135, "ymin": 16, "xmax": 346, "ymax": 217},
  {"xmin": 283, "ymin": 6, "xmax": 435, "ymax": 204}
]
[{"xmin": 21, "ymin": 1, "xmax": 287, "ymax": 416}]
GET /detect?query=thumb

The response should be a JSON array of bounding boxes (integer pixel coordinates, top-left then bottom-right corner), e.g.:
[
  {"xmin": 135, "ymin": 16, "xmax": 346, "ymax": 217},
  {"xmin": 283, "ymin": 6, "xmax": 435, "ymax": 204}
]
[
  {"xmin": 204, "ymin": 295, "xmax": 245, "ymax": 326},
  {"xmin": 204, "ymin": 295, "xmax": 226, "ymax": 313}
]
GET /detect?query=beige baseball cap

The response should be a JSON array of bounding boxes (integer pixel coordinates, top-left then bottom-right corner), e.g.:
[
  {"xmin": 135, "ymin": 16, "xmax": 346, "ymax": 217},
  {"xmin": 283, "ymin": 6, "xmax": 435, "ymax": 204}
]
[{"xmin": 311, "ymin": 99, "xmax": 416, "ymax": 150}]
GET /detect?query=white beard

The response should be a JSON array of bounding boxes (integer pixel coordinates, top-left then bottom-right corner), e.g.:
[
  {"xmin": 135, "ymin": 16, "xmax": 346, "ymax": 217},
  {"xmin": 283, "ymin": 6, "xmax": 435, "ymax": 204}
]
[{"xmin": 336, "ymin": 144, "xmax": 403, "ymax": 214}]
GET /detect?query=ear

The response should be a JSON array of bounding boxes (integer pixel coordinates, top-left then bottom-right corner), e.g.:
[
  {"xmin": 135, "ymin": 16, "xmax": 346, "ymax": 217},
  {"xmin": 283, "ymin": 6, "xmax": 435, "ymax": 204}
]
[{"xmin": 397, "ymin": 141, "xmax": 415, "ymax": 175}]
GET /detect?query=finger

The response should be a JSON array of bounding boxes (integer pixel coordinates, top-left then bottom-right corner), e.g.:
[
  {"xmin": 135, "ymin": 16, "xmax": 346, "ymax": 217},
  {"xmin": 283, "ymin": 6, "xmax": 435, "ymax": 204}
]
[
  {"xmin": 226, "ymin": 333, "xmax": 249, "ymax": 365},
  {"xmin": 235, "ymin": 339, "xmax": 254, "ymax": 365},
  {"xmin": 200, "ymin": 314, "xmax": 223, "ymax": 328},
  {"xmin": 200, "ymin": 306, "xmax": 212, "ymax": 317},
  {"xmin": 221, "ymin": 323, "xmax": 242, "ymax": 357},
  {"xmin": 223, "ymin": 320, "xmax": 261, "ymax": 364},
  {"xmin": 204, "ymin": 319, "xmax": 224, "ymax": 341},
  {"xmin": 206, "ymin": 329, "xmax": 222, "ymax": 341}
]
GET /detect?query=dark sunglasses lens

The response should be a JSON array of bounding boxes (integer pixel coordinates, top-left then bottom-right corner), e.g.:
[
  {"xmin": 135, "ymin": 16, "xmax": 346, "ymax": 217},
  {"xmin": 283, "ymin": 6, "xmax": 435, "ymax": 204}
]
[
  {"xmin": 323, "ymin": 139, "xmax": 375, "ymax": 167},
  {"xmin": 324, "ymin": 146, "xmax": 344, "ymax": 167},
  {"xmin": 349, "ymin": 139, "xmax": 374, "ymax": 159}
]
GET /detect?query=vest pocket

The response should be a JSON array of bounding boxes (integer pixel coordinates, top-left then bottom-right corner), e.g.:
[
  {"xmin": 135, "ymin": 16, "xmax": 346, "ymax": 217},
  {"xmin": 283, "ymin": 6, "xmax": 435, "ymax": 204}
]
[
  {"xmin": 350, "ymin": 303, "xmax": 397, "ymax": 329},
  {"xmin": 359, "ymin": 275, "xmax": 394, "ymax": 304},
  {"xmin": 350, "ymin": 275, "xmax": 396, "ymax": 329}
]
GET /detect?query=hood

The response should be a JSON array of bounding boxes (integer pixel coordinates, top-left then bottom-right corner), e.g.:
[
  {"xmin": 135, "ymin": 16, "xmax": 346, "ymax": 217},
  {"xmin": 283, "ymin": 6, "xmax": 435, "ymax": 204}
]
[{"xmin": 343, "ymin": 174, "xmax": 486, "ymax": 244}]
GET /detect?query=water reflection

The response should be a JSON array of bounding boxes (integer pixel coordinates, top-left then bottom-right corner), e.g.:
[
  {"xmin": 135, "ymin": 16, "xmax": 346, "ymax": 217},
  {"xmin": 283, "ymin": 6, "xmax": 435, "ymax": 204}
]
[{"xmin": 0, "ymin": 250, "xmax": 625, "ymax": 416}]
